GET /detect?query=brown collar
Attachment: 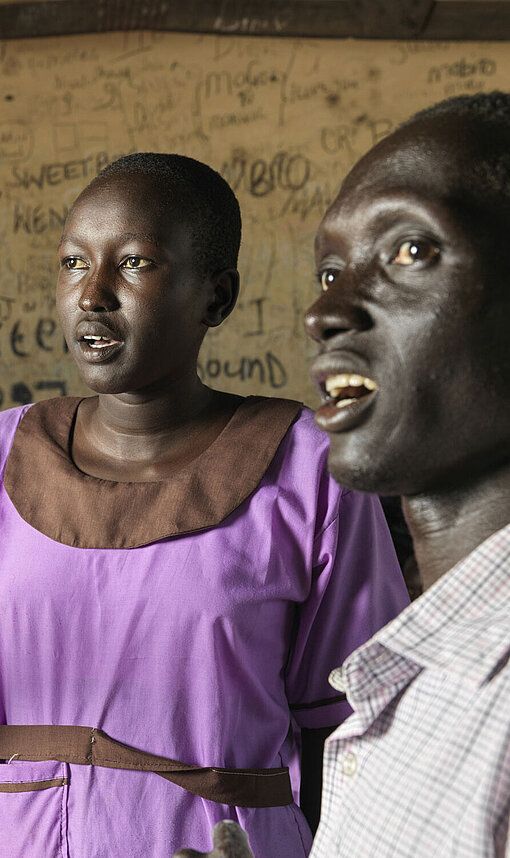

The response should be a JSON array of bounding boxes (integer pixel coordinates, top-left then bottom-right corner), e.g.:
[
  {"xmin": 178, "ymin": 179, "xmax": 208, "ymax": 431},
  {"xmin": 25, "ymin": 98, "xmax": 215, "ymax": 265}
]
[{"xmin": 5, "ymin": 395, "xmax": 301, "ymax": 549}]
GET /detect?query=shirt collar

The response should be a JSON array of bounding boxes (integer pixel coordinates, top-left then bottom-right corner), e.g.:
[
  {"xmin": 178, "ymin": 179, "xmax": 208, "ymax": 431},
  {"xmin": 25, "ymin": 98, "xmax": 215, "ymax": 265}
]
[
  {"xmin": 335, "ymin": 523, "xmax": 510, "ymax": 721},
  {"xmin": 5, "ymin": 395, "xmax": 301, "ymax": 548}
]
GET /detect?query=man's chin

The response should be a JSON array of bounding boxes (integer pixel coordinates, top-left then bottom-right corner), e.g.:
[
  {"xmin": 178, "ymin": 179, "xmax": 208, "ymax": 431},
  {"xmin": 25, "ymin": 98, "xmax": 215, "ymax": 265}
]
[{"xmin": 326, "ymin": 445, "xmax": 402, "ymax": 496}]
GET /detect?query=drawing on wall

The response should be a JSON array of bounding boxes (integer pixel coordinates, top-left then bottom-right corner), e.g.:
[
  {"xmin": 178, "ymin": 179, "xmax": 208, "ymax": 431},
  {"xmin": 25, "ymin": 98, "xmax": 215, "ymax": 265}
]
[{"xmin": 0, "ymin": 31, "xmax": 507, "ymax": 408}]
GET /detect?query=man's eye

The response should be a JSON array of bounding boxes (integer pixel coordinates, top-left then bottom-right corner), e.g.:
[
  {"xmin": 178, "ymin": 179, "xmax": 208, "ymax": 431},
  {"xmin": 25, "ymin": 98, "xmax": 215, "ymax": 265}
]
[
  {"xmin": 62, "ymin": 257, "xmax": 88, "ymax": 270},
  {"xmin": 391, "ymin": 240, "xmax": 439, "ymax": 267},
  {"xmin": 319, "ymin": 269, "xmax": 340, "ymax": 292},
  {"xmin": 122, "ymin": 256, "xmax": 152, "ymax": 269}
]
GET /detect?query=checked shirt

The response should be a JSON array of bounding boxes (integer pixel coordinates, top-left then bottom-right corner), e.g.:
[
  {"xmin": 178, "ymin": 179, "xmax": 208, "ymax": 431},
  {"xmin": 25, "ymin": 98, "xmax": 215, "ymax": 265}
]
[{"xmin": 311, "ymin": 523, "xmax": 510, "ymax": 858}]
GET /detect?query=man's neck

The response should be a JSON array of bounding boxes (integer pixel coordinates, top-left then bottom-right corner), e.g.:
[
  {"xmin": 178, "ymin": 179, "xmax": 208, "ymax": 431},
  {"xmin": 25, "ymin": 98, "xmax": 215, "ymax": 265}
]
[{"xmin": 403, "ymin": 464, "xmax": 510, "ymax": 591}]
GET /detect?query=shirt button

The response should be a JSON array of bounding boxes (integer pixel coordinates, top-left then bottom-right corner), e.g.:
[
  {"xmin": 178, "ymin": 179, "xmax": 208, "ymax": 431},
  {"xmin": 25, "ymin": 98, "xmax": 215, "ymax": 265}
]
[{"xmin": 342, "ymin": 751, "xmax": 358, "ymax": 777}]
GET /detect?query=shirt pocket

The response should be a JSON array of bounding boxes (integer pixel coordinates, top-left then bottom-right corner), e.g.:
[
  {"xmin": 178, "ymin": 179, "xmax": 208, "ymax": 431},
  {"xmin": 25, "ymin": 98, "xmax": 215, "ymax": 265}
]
[{"xmin": 0, "ymin": 760, "xmax": 69, "ymax": 858}]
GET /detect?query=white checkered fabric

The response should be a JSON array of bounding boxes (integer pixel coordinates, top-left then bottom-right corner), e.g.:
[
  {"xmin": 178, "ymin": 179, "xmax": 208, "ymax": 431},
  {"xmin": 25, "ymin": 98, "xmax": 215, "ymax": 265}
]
[{"xmin": 311, "ymin": 523, "xmax": 510, "ymax": 858}]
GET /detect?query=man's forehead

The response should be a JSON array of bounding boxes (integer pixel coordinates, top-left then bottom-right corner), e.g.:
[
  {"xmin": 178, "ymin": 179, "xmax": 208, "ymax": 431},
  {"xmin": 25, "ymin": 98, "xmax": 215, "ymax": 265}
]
[
  {"xmin": 344, "ymin": 121, "xmax": 468, "ymax": 199},
  {"xmin": 316, "ymin": 120, "xmax": 476, "ymax": 236}
]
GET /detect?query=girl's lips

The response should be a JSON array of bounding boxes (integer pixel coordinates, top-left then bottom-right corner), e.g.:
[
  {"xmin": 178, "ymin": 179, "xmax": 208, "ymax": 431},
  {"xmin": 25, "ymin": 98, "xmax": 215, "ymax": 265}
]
[
  {"xmin": 75, "ymin": 319, "xmax": 122, "ymax": 342},
  {"xmin": 77, "ymin": 339, "xmax": 124, "ymax": 363},
  {"xmin": 314, "ymin": 389, "xmax": 377, "ymax": 433}
]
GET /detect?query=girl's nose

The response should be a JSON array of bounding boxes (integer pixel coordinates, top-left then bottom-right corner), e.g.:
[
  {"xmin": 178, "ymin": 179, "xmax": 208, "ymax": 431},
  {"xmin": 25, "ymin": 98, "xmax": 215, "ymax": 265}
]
[{"xmin": 78, "ymin": 275, "xmax": 120, "ymax": 313}]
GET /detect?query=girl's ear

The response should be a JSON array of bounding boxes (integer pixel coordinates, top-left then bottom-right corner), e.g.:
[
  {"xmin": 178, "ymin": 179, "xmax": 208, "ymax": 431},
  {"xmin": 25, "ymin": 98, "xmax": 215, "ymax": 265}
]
[{"xmin": 202, "ymin": 269, "xmax": 240, "ymax": 328}]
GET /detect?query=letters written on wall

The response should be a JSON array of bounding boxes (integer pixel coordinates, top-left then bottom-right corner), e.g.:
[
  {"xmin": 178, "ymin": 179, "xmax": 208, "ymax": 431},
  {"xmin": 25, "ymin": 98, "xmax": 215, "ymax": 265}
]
[{"xmin": 0, "ymin": 33, "xmax": 507, "ymax": 409}]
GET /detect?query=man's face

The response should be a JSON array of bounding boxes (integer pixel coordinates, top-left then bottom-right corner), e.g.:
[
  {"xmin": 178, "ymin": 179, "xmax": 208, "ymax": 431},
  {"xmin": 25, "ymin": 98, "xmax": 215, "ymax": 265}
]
[
  {"xmin": 57, "ymin": 173, "xmax": 212, "ymax": 396},
  {"xmin": 305, "ymin": 117, "xmax": 510, "ymax": 496}
]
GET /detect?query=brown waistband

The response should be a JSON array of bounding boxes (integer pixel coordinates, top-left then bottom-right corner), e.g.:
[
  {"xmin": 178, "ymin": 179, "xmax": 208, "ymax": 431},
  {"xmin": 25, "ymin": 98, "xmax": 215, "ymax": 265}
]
[{"xmin": 0, "ymin": 725, "xmax": 293, "ymax": 808}]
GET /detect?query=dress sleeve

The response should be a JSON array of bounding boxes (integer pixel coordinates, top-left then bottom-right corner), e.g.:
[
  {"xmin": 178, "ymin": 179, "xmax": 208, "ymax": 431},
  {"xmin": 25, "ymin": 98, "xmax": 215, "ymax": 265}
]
[
  {"xmin": 0, "ymin": 405, "xmax": 32, "ymax": 480},
  {"xmin": 285, "ymin": 487, "xmax": 410, "ymax": 729}
]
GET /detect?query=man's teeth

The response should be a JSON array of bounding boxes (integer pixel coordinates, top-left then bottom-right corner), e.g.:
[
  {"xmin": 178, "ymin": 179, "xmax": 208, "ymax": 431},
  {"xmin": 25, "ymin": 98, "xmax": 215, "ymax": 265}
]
[{"xmin": 325, "ymin": 373, "xmax": 378, "ymax": 402}]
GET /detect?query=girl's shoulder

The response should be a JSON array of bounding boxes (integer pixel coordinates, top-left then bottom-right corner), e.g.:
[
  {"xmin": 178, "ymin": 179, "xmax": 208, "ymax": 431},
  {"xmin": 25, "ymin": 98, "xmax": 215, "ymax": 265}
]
[
  {"xmin": 0, "ymin": 404, "xmax": 33, "ymax": 469},
  {"xmin": 245, "ymin": 396, "xmax": 326, "ymax": 446},
  {"xmin": 273, "ymin": 399, "xmax": 330, "ymax": 460}
]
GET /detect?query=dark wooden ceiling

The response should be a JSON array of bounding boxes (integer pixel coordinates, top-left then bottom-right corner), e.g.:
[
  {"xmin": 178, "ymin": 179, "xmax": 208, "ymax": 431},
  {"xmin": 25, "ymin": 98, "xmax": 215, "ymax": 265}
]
[{"xmin": 0, "ymin": 0, "xmax": 509, "ymax": 40}]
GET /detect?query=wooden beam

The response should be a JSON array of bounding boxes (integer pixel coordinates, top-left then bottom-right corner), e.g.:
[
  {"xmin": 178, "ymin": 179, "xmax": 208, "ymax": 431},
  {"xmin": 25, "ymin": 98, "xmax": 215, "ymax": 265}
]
[
  {"xmin": 0, "ymin": 0, "xmax": 509, "ymax": 40},
  {"xmin": 425, "ymin": 1, "xmax": 510, "ymax": 36}
]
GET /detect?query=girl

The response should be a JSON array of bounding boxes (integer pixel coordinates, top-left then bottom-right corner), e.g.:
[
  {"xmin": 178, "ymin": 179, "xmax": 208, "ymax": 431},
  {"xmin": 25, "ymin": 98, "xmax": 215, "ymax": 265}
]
[{"xmin": 0, "ymin": 154, "xmax": 408, "ymax": 858}]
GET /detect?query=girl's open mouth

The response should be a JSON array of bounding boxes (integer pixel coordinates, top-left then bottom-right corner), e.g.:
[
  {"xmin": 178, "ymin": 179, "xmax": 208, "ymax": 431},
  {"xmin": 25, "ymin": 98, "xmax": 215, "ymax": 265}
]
[{"xmin": 77, "ymin": 335, "xmax": 123, "ymax": 362}]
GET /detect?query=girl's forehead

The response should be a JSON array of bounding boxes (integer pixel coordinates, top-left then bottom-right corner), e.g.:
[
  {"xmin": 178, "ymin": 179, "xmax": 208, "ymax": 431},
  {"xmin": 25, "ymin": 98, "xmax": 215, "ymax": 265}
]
[
  {"xmin": 77, "ymin": 172, "xmax": 154, "ymax": 204},
  {"xmin": 68, "ymin": 174, "xmax": 178, "ymax": 234}
]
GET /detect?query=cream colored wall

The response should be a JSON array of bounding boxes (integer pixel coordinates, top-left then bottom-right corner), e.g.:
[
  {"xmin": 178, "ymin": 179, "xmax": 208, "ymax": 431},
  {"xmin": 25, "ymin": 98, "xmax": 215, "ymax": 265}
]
[{"xmin": 0, "ymin": 31, "xmax": 508, "ymax": 409}]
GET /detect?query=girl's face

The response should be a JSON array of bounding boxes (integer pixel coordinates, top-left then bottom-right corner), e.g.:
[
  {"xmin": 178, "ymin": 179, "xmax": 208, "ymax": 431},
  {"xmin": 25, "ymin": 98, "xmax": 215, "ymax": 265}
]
[{"xmin": 57, "ymin": 172, "xmax": 214, "ymax": 396}]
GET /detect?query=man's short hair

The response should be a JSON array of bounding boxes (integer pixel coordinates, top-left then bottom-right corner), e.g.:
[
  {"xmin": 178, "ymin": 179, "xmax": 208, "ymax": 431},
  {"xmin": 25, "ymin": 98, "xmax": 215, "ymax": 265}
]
[
  {"xmin": 404, "ymin": 91, "xmax": 510, "ymax": 202},
  {"xmin": 97, "ymin": 153, "xmax": 242, "ymax": 279}
]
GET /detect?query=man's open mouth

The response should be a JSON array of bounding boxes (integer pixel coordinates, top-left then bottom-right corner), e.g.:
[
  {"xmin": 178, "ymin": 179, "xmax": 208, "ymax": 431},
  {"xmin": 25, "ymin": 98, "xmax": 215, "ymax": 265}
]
[{"xmin": 323, "ymin": 373, "xmax": 378, "ymax": 408}]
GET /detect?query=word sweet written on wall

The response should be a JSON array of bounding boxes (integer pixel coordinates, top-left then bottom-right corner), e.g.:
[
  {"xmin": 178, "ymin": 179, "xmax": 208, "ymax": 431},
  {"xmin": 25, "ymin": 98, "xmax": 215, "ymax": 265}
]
[{"xmin": 0, "ymin": 33, "xmax": 508, "ymax": 408}]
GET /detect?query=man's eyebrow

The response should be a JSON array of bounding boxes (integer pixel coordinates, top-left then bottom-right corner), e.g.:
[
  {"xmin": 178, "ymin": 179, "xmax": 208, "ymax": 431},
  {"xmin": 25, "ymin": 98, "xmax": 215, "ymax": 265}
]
[{"xmin": 58, "ymin": 232, "xmax": 161, "ymax": 248}]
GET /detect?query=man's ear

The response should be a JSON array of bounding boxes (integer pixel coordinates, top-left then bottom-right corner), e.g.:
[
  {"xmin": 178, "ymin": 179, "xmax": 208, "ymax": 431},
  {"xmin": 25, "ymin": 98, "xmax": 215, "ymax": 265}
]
[{"xmin": 202, "ymin": 269, "xmax": 240, "ymax": 328}]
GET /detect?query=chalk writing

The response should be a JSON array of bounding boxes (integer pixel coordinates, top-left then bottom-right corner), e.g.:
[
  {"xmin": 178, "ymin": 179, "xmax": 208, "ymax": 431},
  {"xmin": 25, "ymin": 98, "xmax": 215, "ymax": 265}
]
[
  {"xmin": 221, "ymin": 151, "xmax": 310, "ymax": 197},
  {"xmin": 13, "ymin": 204, "xmax": 68, "ymax": 235},
  {"xmin": 198, "ymin": 352, "xmax": 287, "ymax": 388},
  {"xmin": 3, "ymin": 318, "xmax": 63, "ymax": 359},
  {"xmin": 0, "ymin": 296, "xmax": 15, "ymax": 325},
  {"xmin": 234, "ymin": 298, "xmax": 267, "ymax": 337},
  {"xmin": 444, "ymin": 79, "xmax": 491, "ymax": 96},
  {"xmin": 0, "ymin": 122, "xmax": 33, "ymax": 161},
  {"xmin": 6, "ymin": 379, "xmax": 67, "ymax": 408},
  {"xmin": 53, "ymin": 121, "xmax": 109, "ymax": 155},
  {"xmin": 209, "ymin": 108, "xmax": 266, "ymax": 131},
  {"xmin": 213, "ymin": 12, "xmax": 290, "ymax": 34},
  {"xmin": 25, "ymin": 49, "xmax": 99, "ymax": 71},
  {"xmin": 36, "ymin": 318, "xmax": 57, "ymax": 352},
  {"xmin": 279, "ymin": 183, "xmax": 335, "ymax": 222},
  {"xmin": 320, "ymin": 118, "xmax": 394, "ymax": 156},
  {"xmin": 193, "ymin": 60, "xmax": 283, "ymax": 117},
  {"xmin": 0, "ymin": 31, "xmax": 508, "ymax": 411},
  {"xmin": 10, "ymin": 322, "xmax": 27, "ymax": 358},
  {"xmin": 282, "ymin": 78, "xmax": 358, "ymax": 107},
  {"xmin": 35, "ymin": 380, "xmax": 67, "ymax": 396},
  {"xmin": 10, "ymin": 382, "xmax": 31, "ymax": 404},
  {"xmin": 428, "ymin": 58, "xmax": 496, "ymax": 84},
  {"xmin": 7, "ymin": 153, "xmax": 111, "ymax": 191}
]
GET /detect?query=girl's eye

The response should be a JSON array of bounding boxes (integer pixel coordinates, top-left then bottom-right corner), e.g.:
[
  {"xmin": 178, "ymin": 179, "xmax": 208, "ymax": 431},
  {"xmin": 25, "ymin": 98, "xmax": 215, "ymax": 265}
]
[
  {"xmin": 122, "ymin": 256, "xmax": 152, "ymax": 269},
  {"xmin": 319, "ymin": 269, "xmax": 339, "ymax": 292},
  {"xmin": 391, "ymin": 240, "xmax": 439, "ymax": 267},
  {"xmin": 62, "ymin": 257, "xmax": 88, "ymax": 270}
]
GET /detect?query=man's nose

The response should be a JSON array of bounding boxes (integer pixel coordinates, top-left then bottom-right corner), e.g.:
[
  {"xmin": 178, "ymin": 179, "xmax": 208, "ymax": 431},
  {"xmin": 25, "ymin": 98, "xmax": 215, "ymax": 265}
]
[
  {"xmin": 78, "ymin": 270, "xmax": 120, "ymax": 313},
  {"xmin": 304, "ymin": 276, "xmax": 371, "ymax": 344}
]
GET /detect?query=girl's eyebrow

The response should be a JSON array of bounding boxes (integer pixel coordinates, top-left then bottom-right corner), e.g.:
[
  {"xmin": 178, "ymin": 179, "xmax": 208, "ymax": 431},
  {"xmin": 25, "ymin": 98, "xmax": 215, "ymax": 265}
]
[
  {"xmin": 118, "ymin": 232, "xmax": 161, "ymax": 246},
  {"xmin": 58, "ymin": 232, "xmax": 161, "ymax": 248}
]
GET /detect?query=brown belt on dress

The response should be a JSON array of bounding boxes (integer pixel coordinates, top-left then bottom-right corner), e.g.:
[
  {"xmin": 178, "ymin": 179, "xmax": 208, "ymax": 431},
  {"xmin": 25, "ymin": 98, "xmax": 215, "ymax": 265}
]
[{"xmin": 0, "ymin": 724, "xmax": 293, "ymax": 808}]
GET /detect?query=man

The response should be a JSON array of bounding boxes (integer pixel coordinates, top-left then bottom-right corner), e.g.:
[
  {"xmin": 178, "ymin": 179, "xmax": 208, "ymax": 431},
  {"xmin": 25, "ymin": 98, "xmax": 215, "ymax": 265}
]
[
  {"xmin": 175, "ymin": 90, "xmax": 510, "ymax": 857},
  {"xmin": 306, "ymin": 88, "xmax": 510, "ymax": 858}
]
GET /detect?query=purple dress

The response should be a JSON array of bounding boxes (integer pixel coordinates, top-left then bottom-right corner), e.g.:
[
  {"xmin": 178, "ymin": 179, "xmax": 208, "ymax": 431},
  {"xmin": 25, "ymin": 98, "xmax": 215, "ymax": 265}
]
[{"xmin": 0, "ymin": 396, "xmax": 408, "ymax": 858}]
